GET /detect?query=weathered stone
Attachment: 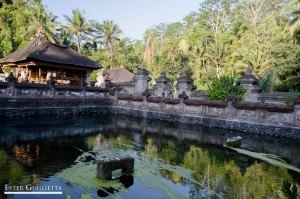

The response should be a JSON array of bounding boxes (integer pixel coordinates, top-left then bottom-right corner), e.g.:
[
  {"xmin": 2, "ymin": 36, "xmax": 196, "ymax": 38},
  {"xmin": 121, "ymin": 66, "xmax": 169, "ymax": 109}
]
[
  {"xmin": 153, "ymin": 72, "xmax": 170, "ymax": 97},
  {"xmin": 133, "ymin": 67, "xmax": 151, "ymax": 96},
  {"xmin": 97, "ymin": 156, "xmax": 134, "ymax": 180},
  {"xmin": 237, "ymin": 67, "xmax": 261, "ymax": 102},
  {"xmin": 176, "ymin": 70, "xmax": 194, "ymax": 98},
  {"xmin": 225, "ymin": 136, "xmax": 242, "ymax": 147}
]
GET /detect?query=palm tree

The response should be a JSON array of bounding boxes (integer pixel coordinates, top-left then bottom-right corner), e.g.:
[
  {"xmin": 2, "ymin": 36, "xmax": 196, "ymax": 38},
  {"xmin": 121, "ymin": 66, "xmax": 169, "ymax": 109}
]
[
  {"xmin": 288, "ymin": 0, "xmax": 300, "ymax": 41},
  {"xmin": 25, "ymin": 3, "xmax": 58, "ymax": 42},
  {"xmin": 247, "ymin": 47, "xmax": 272, "ymax": 77},
  {"xmin": 64, "ymin": 9, "xmax": 92, "ymax": 53},
  {"xmin": 205, "ymin": 41, "xmax": 228, "ymax": 78},
  {"xmin": 96, "ymin": 20, "xmax": 122, "ymax": 67}
]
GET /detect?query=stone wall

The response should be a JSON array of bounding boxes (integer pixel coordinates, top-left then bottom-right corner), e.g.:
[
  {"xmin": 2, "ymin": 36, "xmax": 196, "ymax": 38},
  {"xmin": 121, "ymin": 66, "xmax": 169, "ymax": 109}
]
[
  {"xmin": 0, "ymin": 80, "xmax": 299, "ymax": 139},
  {"xmin": 0, "ymin": 97, "xmax": 112, "ymax": 119},
  {"xmin": 0, "ymin": 81, "xmax": 110, "ymax": 98},
  {"xmin": 113, "ymin": 95, "xmax": 300, "ymax": 139}
]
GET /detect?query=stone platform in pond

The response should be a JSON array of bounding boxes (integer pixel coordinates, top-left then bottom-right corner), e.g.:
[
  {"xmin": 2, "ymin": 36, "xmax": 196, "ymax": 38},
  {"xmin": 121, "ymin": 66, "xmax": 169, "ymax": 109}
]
[{"xmin": 97, "ymin": 156, "xmax": 134, "ymax": 180}]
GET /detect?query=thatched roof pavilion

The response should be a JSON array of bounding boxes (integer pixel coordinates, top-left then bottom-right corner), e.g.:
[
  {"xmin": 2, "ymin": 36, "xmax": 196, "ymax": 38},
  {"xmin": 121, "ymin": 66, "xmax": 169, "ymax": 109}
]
[
  {"xmin": 0, "ymin": 36, "xmax": 102, "ymax": 85},
  {"xmin": 107, "ymin": 67, "xmax": 134, "ymax": 84}
]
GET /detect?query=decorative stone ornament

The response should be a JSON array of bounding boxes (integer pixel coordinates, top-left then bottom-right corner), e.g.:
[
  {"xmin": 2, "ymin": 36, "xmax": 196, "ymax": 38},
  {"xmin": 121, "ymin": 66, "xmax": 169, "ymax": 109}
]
[
  {"xmin": 176, "ymin": 70, "xmax": 194, "ymax": 98},
  {"xmin": 153, "ymin": 72, "xmax": 170, "ymax": 97},
  {"xmin": 5, "ymin": 72, "xmax": 17, "ymax": 85},
  {"xmin": 237, "ymin": 67, "xmax": 261, "ymax": 102},
  {"xmin": 133, "ymin": 67, "xmax": 151, "ymax": 96}
]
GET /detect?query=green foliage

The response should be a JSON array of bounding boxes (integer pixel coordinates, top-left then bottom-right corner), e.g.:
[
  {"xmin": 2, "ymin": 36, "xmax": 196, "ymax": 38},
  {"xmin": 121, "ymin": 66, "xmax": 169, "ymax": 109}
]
[
  {"xmin": 259, "ymin": 72, "xmax": 275, "ymax": 92},
  {"xmin": 208, "ymin": 76, "xmax": 244, "ymax": 101},
  {"xmin": 283, "ymin": 91, "xmax": 300, "ymax": 105},
  {"xmin": 0, "ymin": 0, "xmax": 299, "ymax": 93}
]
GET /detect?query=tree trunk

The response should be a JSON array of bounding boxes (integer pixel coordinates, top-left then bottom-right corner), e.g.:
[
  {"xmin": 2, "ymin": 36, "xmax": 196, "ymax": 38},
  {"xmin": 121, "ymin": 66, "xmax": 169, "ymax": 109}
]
[{"xmin": 77, "ymin": 35, "xmax": 81, "ymax": 53}]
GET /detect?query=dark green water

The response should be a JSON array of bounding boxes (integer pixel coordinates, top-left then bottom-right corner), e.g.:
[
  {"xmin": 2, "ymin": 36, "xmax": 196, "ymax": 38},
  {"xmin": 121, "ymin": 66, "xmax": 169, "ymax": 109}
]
[{"xmin": 0, "ymin": 115, "xmax": 299, "ymax": 199}]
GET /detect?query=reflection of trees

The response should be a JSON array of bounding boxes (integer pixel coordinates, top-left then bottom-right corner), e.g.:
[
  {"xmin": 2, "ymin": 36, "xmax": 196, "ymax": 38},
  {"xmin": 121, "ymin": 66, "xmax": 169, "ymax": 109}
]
[
  {"xmin": 86, "ymin": 135, "xmax": 300, "ymax": 198},
  {"xmin": 86, "ymin": 134, "xmax": 134, "ymax": 151},
  {"xmin": 183, "ymin": 146, "xmax": 299, "ymax": 199},
  {"xmin": 0, "ymin": 149, "xmax": 25, "ymax": 185}
]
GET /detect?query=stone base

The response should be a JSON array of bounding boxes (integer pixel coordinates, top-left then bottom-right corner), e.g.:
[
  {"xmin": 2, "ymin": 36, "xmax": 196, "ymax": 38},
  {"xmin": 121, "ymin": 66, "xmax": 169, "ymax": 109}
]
[{"xmin": 97, "ymin": 156, "xmax": 134, "ymax": 180}]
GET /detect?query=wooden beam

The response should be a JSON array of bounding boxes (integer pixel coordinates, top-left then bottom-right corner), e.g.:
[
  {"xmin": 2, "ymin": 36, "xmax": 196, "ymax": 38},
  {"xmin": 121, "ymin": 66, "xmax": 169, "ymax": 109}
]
[{"xmin": 38, "ymin": 68, "xmax": 41, "ymax": 83}]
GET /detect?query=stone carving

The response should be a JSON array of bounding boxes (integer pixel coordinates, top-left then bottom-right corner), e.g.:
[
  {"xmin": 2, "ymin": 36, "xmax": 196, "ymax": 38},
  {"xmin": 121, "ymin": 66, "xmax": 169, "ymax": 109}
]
[
  {"xmin": 176, "ymin": 70, "xmax": 194, "ymax": 98},
  {"xmin": 237, "ymin": 67, "xmax": 261, "ymax": 102},
  {"xmin": 178, "ymin": 91, "xmax": 189, "ymax": 100},
  {"xmin": 133, "ymin": 67, "xmax": 151, "ymax": 96},
  {"xmin": 20, "ymin": 70, "xmax": 28, "ymax": 83},
  {"xmin": 153, "ymin": 72, "xmax": 170, "ymax": 97},
  {"xmin": 95, "ymin": 69, "xmax": 108, "ymax": 88},
  {"xmin": 47, "ymin": 75, "xmax": 56, "ymax": 86},
  {"xmin": 97, "ymin": 156, "xmax": 134, "ymax": 180},
  {"xmin": 5, "ymin": 72, "xmax": 17, "ymax": 84}
]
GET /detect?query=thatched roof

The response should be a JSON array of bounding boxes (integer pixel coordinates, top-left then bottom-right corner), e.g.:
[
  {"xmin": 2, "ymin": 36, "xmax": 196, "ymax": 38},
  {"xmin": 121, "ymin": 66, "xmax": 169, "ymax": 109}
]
[
  {"xmin": 107, "ymin": 67, "xmax": 135, "ymax": 83},
  {"xmin": 0, "ymin": 36, "xmax": 101, "ymax": 70}
]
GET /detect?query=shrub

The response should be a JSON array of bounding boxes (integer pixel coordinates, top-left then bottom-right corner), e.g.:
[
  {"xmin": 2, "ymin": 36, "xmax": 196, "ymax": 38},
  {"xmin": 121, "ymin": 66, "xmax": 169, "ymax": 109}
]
[
  {"xmin": 259, "ymin": 72, "xmax": 275, "ymax": 92},
  {"xmin": 208, "ymin": 76, "xmax": 244, "ymax": 101},
  {"xmin": 284, "ymin": 92, "xmax": 300, "ymax": 105}
]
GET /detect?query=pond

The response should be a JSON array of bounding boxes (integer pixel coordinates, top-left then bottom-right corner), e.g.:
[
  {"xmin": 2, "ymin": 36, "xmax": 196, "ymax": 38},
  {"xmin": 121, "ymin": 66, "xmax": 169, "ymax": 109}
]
[{"xmin": 0, "ymin": 115, "xmax": 299, "ymax": 199}]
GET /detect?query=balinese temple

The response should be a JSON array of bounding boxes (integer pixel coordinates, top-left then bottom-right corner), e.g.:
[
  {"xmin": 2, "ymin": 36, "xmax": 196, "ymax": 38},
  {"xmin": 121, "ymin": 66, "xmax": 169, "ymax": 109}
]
[{"xmin": 0, "ymin": 36, "xmax": 101, "ymax": 85}]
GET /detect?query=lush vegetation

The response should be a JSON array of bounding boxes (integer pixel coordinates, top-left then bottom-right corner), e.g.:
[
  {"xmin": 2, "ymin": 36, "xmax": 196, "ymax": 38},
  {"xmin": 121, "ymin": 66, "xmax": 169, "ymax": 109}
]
[
  {"xmin": 0, "ymin": 0, "xmax": 299, "ymax": 91},
  {"xmin": 208, "ymin": 76, "xmax": 244, "ymax": 101}
]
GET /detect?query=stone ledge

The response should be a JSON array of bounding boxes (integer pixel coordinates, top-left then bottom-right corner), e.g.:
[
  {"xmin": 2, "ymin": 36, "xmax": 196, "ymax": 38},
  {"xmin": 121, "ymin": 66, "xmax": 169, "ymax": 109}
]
[
  {"xmin": 184, "ymin": 99, "xmax": 227, "ymax": 108},
  {"xmin": 111, "ymin": 107, "xmax": 300, "ymax": 139},
  {"xmin": 234, "ymin": 102, "xmax": 294, "ymax": 113}
]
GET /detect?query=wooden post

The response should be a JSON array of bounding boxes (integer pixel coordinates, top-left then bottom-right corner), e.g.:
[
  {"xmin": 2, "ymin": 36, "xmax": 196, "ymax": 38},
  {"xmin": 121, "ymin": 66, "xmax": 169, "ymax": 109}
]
[
  {"xmin": 28, "ymin": 69, "xmax": 32, "ymax": 83},
  {"xmin": 38, "ymin": 68, "xmax": 41, "ymax": 83}
]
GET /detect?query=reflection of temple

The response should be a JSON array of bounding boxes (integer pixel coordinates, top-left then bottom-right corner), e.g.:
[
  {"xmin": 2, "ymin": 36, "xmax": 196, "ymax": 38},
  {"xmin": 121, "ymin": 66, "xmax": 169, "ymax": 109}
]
[{"xmin": 0, "ymin": 36, "xmax": 101, "ymax": 85}]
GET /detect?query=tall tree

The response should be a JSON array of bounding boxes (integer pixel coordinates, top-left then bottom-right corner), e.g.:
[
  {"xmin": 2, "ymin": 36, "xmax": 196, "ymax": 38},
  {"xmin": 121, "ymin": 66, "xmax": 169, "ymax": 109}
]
[
  {"xmin": 96, "ymin": 20, "xmax": 122, "ymax": 67},
  {"xmin": 25, "ymin": 3, "xmax": 58, "ymax": 42},
  {"xmin": 288, "ymin": 0, "xmax": 300, "ymax": 42},
  {"xmin": 64, "ymin": 9, "xmax": 91, "ymax": 53}
]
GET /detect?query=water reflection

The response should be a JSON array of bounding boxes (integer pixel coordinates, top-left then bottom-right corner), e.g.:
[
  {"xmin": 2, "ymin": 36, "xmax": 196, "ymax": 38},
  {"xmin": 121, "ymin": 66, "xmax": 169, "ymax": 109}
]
[{"xmin": 0, "ymin": 115, "xmax": 299, "ymax": 198}]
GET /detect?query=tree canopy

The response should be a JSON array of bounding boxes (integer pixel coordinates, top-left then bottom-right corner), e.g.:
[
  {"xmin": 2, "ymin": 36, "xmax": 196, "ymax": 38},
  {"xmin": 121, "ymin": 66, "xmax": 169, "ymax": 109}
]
[{"xmin": 0, "ymin": 0, "xmax": 299, "ymax": 91}]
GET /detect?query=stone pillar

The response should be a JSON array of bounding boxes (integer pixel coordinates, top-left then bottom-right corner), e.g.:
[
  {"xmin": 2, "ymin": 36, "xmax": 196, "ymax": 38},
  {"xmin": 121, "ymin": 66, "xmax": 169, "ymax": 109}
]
[
  {"xmin": 176, "ymin": 70, "xmax": 194, "ymax": 98},
  {"xmin": 236, "ymin": 67, "xmax": 261, "ymax": 102},
  {"xmin": 85, "ymin": 71, "xmax": 91, "ymax": 86},
  {"xmin": 5, "ymin": 72, "xmax": 17, "ymax": 96},
  {"xmin": 153, "ymin": 72, "xmax": 170, "ymax": 97},
  {"xmin": 133, "ymin": 67, "xmax": 150, "ymax": 96}
]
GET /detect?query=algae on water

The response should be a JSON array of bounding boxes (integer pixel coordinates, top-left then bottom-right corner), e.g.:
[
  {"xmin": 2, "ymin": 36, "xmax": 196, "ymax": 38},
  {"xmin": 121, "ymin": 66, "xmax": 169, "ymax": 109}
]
[{"xmin": 56, "ymin": 135, "xmax": 207, "ymax": 199}]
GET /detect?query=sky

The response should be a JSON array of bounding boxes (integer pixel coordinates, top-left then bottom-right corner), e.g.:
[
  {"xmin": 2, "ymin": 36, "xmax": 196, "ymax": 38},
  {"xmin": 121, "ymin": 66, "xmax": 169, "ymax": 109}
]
[{"xmin": 42, "ymin": 0, "xmax": 201, "ymax": 40}]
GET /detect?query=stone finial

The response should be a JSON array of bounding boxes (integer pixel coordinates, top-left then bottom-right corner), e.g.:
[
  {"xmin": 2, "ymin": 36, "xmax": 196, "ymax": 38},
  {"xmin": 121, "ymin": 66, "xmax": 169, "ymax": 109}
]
[
  {"xmin": 245, "ymin": 66, "xmax": 252, "ymax": 76},
  {"xmin": 178, "ymin": 70, "xmax": 193, "ymax": 84},
  {"xmin": 237, "ymin": 66, "xmax": 258, "ymax": 85},
  {"xmin": 5, "ymin": 72, "xmax": 17, "ymax": 84},
  {"xmin": 155, "ymin": 72, "xmax": 169, "ymax": 84},
  {"xmin": 136, "ymin": 67, "xmax": 149, "ymax": 76}
]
